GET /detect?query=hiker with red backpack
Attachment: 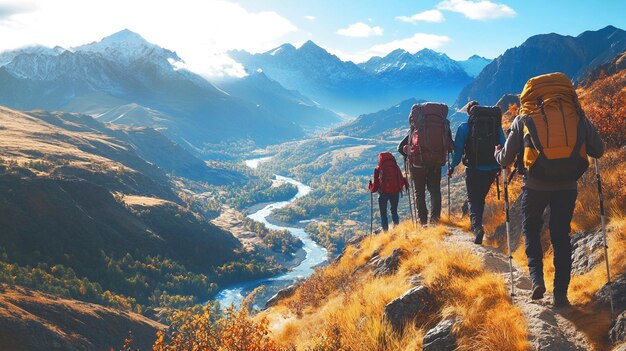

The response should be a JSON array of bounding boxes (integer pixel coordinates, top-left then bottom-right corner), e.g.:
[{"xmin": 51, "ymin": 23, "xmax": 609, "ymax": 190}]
[
  {"xmin": 448, "ymin": 101, "xmax": 506, "ymax": 245},
  {"xmin": 398, "ymin": 102, "xmax": 453, "ymax": 226},
  {"xmin": 495, "ymin": 72, "xmax": 604, "ymax": 307},
  {"xmin": 368, "ymin": 152, "xmax": 409, "ymax": 232}
]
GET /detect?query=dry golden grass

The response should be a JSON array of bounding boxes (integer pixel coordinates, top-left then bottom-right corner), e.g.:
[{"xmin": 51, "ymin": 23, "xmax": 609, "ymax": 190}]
[{"xmin": 260, "ymin": 223, "xmax": 529, "ymax": 351}]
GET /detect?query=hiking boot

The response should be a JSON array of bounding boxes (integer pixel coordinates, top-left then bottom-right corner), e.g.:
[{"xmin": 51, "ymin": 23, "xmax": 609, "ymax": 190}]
[
  {"xmin": 473, "ymin": 227, "xmax": 485, "ymax": 245},
  {"xmin": 553, "ymin": 294, "xmax": 571, "ymax": 308},
  {"xmin": 531, "ymin": 283, "xmax": 546, "ymax": 300}
]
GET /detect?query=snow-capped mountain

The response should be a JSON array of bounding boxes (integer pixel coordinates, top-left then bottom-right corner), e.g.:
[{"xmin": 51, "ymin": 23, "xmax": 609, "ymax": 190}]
[
  {"xmin": 360, "ymin": 48, "xmax": 466, "ymax": 76},
  {"xmin": 230, "ymin": 40, "xmax": 381, "ymax": 115},
  {"xmin": 457, "ymin": 55, "xmax": 492, "ymax": 78},
  {"xmin": 230, "ymin": 42, "xmax": 484, "ymax": 115},
  {"xmin": 0, "ymin": 45, "xmax": 66, "ymax": 67},
  {"xmin": 0, "ymin": 29, "xmax": 306, "ymax": 148}
]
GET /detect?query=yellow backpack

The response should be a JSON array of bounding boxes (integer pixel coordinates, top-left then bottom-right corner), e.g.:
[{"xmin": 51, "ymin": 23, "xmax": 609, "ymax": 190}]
[{"xmin": 519, "ymin": 72, "xmax": 588, "ymax": 181}]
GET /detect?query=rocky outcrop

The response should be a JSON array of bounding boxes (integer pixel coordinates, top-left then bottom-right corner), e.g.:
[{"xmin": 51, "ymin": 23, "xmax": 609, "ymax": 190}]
[
  {"xmin": 265, "ymin": 284, "xmax": 300, "ymax": 309},
  {"xmin": 423, "ymin": 318, "xmax": 457, "ymax": 351},
  {"xmin": 384, "ymin": 285, "xmax": 437, "ymax": 333},
  {"xmin": 611, "ymin": 311, "xmax": 626, "ymax": 346},
  {"xmin": 595, "ymin": 276, "xmax": 626, "ymax": 311},
  {"xmin": 571, "ymin": 229, "xmax": 606, "ymax": 275},
  {"xmin": 369, "ymin": 248, "xmax": 405, "ymax": 277}
]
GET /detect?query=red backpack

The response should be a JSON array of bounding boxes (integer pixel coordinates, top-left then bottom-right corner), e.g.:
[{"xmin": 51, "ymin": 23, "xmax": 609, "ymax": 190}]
[
  {"xmin": 377, "ymin": 152, "xmax": 405, "ymax": 193},
  {"xmin": 408, "ymin": 102, "xmax": 453, "ymax": 167}
]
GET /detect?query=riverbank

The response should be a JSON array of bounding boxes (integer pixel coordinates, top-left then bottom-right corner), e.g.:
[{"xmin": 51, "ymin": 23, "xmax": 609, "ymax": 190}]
[{"xmin": 214, "ymin": 173, "xmax": 328, "ymax": 309}]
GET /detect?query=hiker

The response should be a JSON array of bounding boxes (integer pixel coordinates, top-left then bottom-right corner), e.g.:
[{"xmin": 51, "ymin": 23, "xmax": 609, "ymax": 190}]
[
  {"xmin": 495, "ymin": 72, "xmax": 604, "ymax": 307},
  {"xmin": 398, "ymin": 102, "xmax": 453, "ymax": 225},
  {"xmin": 368, "ymin": 152, "xmax": 409, "ymax": 231},
  {"xmin": 448, "ymin": 101, "xmax": 506, "ymax": 244}
]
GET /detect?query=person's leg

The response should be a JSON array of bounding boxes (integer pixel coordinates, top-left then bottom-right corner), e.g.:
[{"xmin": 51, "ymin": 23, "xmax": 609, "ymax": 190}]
[
  {"xmin": 411, "ymin": 166, "xmax": 428, "ymax": 225},
  {"xmin": 390, "ymin": 192, "xmax": 400, "ymax": 225},
  {"xmin": 549, "ymin": 189, "xmax": 577, "ymax": 305},
  {"xmin": 378, "ymin": 192, "xmax": 389, "ymax": 231},
  {"xmin": 426, "ymin": 166, "xmax": 442, "ymax": 223},
  {"xmin": 521, "ymin": 187, "xmax": 550, "ymax": 297},
  {"xmin": 467, "ymin": 169, "xmax": 499, "ymax": 244}
]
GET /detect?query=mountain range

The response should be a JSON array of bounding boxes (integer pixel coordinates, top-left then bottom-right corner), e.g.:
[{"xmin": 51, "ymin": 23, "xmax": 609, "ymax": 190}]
[
  {"xmin": 456, "ymin": 25, "xmax": 626, "ymax": 106},
  {"xmin": 0, "ymin": 30, "xmax": 306, "ymax": 150},
  {"xmin": 230, "ymin": 42, "xmax": 489, "ymax": 116}
]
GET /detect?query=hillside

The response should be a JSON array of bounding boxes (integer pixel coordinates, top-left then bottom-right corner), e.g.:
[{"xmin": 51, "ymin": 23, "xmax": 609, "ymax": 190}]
[
  {"xmin": 0, "ymin": 284, "xmax": 164, "ymax": 351},
  {"xmin": 327, "ymin": 98, "xmax": 420, "ymax": 139},
  {"xmin": 0, "ymin": 105, "xmax": 286, "ymax": 317},
  {"xmin": 456, "ymin": 25, "xmax": 626, "ymax": 106}
]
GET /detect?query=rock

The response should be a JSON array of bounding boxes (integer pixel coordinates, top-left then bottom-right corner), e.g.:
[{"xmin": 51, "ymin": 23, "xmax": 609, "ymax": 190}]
[
  {"xmin": 265, "ymin": 284, "xmax": 299, "ymax": 309},
  {"xmin": 346, "ymin": 233, "xmax": 367, "ymax": 247},
  {"xmin": 408, "ymin": 274, "xmax": 423, "ymax": 286},
  {"xmin": 595, "ymin": 276, "xmax": 626, "ymax": 311},
  {"xmin": 423, "ymin": 319, "xmax": 457, "ymax": 351},
  {"xmin": 610, "ymin": 311, "xmax": 626, "ymax": 345},
  {"xmin": 369, "ymin": 248, "xmax": 404, "ymax": 277},
  {"xmin": 384, "ymin": 285, "xmax": 437, "ymax": 333},
  {"xmin": 570, "ymin": 229, "xmax": 605, "ymax": 275}
]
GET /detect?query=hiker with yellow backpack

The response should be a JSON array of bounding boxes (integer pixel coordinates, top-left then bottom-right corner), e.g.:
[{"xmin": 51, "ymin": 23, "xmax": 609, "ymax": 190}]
[{"xmin": 495, "ymin": 72, "xmax": 604, "ymax": 308}]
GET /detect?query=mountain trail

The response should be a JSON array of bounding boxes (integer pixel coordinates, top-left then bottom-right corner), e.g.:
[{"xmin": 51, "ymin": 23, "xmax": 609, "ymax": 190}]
[{"xmin": 444, "ymin": 227, "xmax": 593, "ymax": 351}]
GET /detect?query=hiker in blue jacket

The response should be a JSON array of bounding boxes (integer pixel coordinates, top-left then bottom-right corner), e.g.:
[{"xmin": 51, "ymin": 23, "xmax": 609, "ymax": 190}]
[{"xmin": 448, "ymin": 101, "xmax": 506, "ymax": 244}]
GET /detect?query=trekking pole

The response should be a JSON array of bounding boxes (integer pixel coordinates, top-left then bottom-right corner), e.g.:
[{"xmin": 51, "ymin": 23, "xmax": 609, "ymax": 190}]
[
  {"xmin": 447, "ymin": 152, "xmax": 451, "ymax": 219},
  {"xmin": 496, "ymin": 174, "xmax": 501, "ymax": 200},
  {"xmin": 594, "ymin": 158, "xmax": 615, "ymax": 319},
  {"xmin": 368, "ymin": 191, "xmax": 375, "ymax": 243},
  {"xmin": 502, "ymin": 166, "xmax": 516, "ymax": 298},
  {"xmin": 404, "ymin": 159, "xmax": 415, "ymax": 226}
]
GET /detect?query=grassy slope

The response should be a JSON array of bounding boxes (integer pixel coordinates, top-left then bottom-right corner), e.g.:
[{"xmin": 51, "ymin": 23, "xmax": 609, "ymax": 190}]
[{"xmin": 260, "ymin": 223, "xmax": 529, "ymax": 351}]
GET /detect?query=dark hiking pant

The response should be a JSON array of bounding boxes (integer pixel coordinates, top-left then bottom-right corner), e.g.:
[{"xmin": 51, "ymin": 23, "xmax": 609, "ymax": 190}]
[
  {"xmin": 378, "ymin": 192, "xmax": 400, "ymax": 231},
  {"xmin": 521, "ymin": 187, "xmax": 577, "ymax": 295},
  {"xmin": 410, "ymin": 165, "xmax": 442, "ymax": 225},
  {"xmin": 466, "ymin": 168, "xmax": 499, "ymax": 231}
]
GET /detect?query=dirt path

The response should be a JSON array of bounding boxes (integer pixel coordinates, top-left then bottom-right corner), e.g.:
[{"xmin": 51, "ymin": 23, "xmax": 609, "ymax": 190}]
[{"xmin": 445, "ymin": 227, "xmax": 593, "ymax": 351}]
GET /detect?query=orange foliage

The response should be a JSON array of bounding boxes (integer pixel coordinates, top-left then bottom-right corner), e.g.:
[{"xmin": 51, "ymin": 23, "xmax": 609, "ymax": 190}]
[
  {"xmin": 152, "ymin": 303, "xmax": 289, "ymax": 351},
  {"xmin": 578, "ymin": 70, "xmax": 626, "ymax": 147}
]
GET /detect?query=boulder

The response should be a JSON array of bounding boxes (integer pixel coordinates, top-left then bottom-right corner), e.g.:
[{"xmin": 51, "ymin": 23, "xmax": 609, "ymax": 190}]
[
  {"xmin": 610, "ymin": 311, "xmax": 626, "ymax": 345},
  {"xmin": 384, "ymin": 285, "xmax": 437, "ymax": 333},
  {"xmin": 595, "ymin": 276, "xmax": 626, "ymax": 311},
  {"xmin": 369, "ymin": 248, "xmax": 404, "ymax": 277},
  {"xmin": 570, "ymin": 229, "xmax": 605, "ymax": 275},
  {"xmin": 423, "ymin": 319, "xmax": 457, "ymax": 351},
  {"xmin": 265, "ymin": 284, "xmax": 299, "ymax": 309}
]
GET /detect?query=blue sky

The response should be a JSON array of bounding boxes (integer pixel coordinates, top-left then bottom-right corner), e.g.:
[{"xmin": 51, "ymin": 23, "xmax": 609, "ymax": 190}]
[
  {"xmin": 0, "ymin": 0, "xmax": 623, "ymax": 77},
  {"xmin": 236, "ymin": 0, "xmax": 624, "ymax": 61}
]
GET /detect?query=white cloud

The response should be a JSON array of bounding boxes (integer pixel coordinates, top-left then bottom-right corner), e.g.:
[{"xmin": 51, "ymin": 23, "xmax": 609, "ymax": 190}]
[
  {"xmin": 304, "ymin": 15, "xmax": 316, "ymax": 21},
  {"xmin": 329, "ymin": 33, "xmax": 451, "ymax": 63},
  {"xmin": 337, "ymin": 22, "xmax": 383, "ymax": 38},
  {"xmin": 396, "ymin": 10, "xmax": 445, "ymax": 24},
  {"xmin": 0, "ymin": 0, "xmax": 298, "ymax": 78},
  {"xmin": 437, "ymin": 0, "xmax": 516, "ymax": 20}
]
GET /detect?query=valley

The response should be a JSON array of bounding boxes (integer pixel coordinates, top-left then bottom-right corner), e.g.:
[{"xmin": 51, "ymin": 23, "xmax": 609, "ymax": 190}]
[{"xmin": 0, "ymin": 19, "xmax": 625, "ymax": 351}]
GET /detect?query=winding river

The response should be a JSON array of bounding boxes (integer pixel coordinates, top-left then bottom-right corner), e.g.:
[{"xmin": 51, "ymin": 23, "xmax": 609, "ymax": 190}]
[{"xmin": 214, "ymin": 158, "xmax": 328, "ymax": 309}]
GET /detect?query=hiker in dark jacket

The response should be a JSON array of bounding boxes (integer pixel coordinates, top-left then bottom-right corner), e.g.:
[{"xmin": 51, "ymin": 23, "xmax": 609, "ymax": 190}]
[
  {"xmin": 495, "ymin": 110, "xmax": 604, "ymax": 307},
  {"xmin": 369, "ymin": 152, "xmax": 409, "ymax": 231},
  {"xmin": 448, "ymin": 101, "xmax": 506, "ymax": 244},
  {"xmin": 398, "ymin": 131, "xmax": 451, "ymax": 225}
]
